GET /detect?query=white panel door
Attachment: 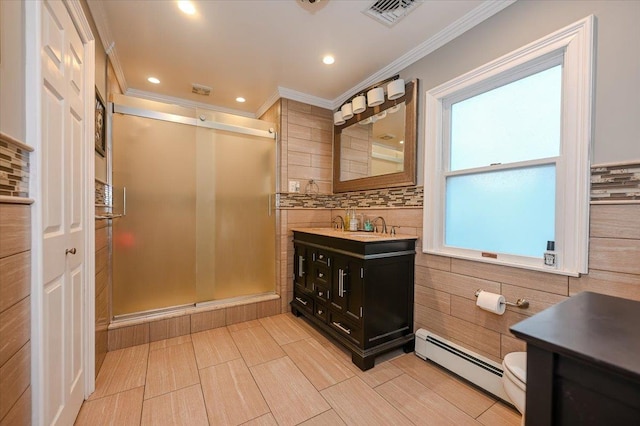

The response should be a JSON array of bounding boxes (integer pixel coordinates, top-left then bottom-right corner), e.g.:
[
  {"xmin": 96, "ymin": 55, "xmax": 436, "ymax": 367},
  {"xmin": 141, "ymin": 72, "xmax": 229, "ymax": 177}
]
[{"xmin": 41, "ymin": 0, "xmax": 86, "ymax": 424}]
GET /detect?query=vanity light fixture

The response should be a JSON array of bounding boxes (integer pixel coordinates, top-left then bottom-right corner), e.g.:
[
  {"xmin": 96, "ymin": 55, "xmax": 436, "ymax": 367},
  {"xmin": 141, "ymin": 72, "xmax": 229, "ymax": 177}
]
[
  {"xmin": 178, "ymin": 1, "xmax": 196, "ymax": 15},
  {"xmin": 147, "ymin": 77, "xmax": 160, "ymax": 84},
  {"xmin": 236, "ymin": 97, "xmax": 246, "ymax": 103},
  {"xmin": 333, "ymin": 75, "xmax": 406, "ymax": 125},
  {"xmin": 323, "ymin": 55, "xmax": 335, "ymax": 65}
]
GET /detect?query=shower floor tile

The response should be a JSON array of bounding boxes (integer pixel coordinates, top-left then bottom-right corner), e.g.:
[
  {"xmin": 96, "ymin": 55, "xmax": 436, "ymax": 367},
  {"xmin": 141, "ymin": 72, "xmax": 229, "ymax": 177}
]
[{"xmin": 80, "ymin": 312, "xmax": 521, "ymax": 425}]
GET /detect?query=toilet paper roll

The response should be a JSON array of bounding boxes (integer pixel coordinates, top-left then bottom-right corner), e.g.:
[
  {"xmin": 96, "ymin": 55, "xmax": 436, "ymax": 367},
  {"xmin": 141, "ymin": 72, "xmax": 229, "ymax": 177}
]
[{"xmin": 476, "ymin": 290, "xmax": 506, "ymax": 315}]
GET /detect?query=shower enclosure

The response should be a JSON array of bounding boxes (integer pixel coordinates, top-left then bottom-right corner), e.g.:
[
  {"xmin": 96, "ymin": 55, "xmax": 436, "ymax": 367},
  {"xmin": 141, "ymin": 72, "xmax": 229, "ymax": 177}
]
[{"xmin": 111, "ymin": 95, "xmax": 276, "ymax": 317}]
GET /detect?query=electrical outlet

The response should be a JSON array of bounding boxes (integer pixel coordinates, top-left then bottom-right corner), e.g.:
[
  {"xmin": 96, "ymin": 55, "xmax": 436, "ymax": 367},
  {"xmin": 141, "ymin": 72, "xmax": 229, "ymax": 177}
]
[{"xmin": 288, "ymin": 180, "xmax": 300, "ymax": 193}]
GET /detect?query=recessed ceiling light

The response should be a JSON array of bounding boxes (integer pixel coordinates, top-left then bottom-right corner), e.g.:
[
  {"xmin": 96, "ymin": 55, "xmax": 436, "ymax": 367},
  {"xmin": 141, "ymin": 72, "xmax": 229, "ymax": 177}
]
[
  {"xmin": 178, "ymin": 1, "xmax": 196, "ymax": 15},
  {"xmin": 323, "ymin": 55, "xmax": 335, "ymax": 65},
  {"xmin": 147, "ymin": 77, "xmax": 160, "ymax": 84},
  {"xmin": 236, "ymin": 97, "xmax": 246, "ymax": 103}
]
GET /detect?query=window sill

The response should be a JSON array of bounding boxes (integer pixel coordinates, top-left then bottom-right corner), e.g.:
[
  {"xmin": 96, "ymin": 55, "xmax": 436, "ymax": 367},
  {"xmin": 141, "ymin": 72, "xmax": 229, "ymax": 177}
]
[{"xmin": 422, "ymin": 248, "xmax": 581, "ymax": 278}]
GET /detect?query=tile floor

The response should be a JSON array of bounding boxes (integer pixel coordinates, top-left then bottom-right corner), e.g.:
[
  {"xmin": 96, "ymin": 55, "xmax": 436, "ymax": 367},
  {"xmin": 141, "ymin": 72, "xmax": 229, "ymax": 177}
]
[{"xmin": 76, "ymin": 313, "xmax": 521, "ymax": 426}]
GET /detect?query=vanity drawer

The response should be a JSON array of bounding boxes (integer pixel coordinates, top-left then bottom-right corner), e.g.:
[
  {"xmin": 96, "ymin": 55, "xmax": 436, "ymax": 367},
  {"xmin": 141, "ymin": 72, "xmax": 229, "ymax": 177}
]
[
  {"xmin": 328, "ymin": 311, "xmax": 362, "ymax": 346},
  {"xmin": 312, "ymin": 264, "xmax": 330, "ymax": 287},
  {"xmin": 314, "ymin": 284, "xmax": 329, "ymax": 303},
  {"xmin": 293, "ymin": 291, "xmax": 313, "ymax": 314},
  {"xmin": 312, "ymin": 249, "xmax": 331, "ymax": 266},
  {"xmin": 314, "ymin": 305, "xmax": 328, "ymax": 323}
]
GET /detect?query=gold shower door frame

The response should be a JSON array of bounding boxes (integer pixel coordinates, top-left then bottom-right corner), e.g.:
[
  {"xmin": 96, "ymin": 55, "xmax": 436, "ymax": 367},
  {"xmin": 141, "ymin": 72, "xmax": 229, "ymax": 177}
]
[{"xmin": 112, "ymin": 110, "xmax": 276, "ymax": 317}]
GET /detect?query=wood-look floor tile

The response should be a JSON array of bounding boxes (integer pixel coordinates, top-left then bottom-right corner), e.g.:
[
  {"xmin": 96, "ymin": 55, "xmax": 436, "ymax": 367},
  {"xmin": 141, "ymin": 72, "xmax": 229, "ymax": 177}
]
[
  {"xmin": 250, "ymin": 356, "xmax": 330, "ymax": 425},
  {"xmin": 76, "ymin": 387, "xmax": 144, "ymax": 425},
  {"xmin": 376, "ymin": 374, "xmax": 480, "ymax": 425},
  {"xmin": 145, "ymin": 342, "xmax": 199, "ymax": 400},
  {"xmin": 298, "ymin": 409, "xmax": 346, "ymax": 426},
  {"xmin": 141, "ymin": 384, "xmax": 208, "ymax": 426},
  {"xmin": 320, "ymin": 376, "xmax": 413, "ymax": 426},
  {"xmin": 230, "ymin": 325, "xmax": 285, "ymax": 367},
  {"xmin": 355, "ymin": 360, "xmax": 404, "ymax": 388},
  {"xmin": 259, "ymin": 313, "xmax": 309, "ymax": 345},
  {"xmin": 149, "ymin": 335, "xmax": 192, "ymax": 352},
  {"xmin": 227, "ymin": 319, "xmax": 261, "ymax": 332},
  {"xmin": 240, "ymin": 413, "xmax": 278, "ymax": 426},
  {"xmin": 282, "ymin": 338, "xmax": 354, "ymax": 390},
  {"xmin": 291, "ymin": 315, "xmax": 333, "ymax": 346},
  {"xmin": 200, "ymin": 358, "xmax": 269, "ymax": 425},
  {"xmin": 90, "ymin": 344, "xmax": 149, "ymax": 400},
  {"xmin": 390, "ymin": 354, "xmax": 495, "ymax": 418},
  {"xmin": 477, "ymin": 401, "xmax": 522, "ymax": 426},
  {"xmin": 192, "ymin": 327, "xmax": 241, "ymax": 369}
]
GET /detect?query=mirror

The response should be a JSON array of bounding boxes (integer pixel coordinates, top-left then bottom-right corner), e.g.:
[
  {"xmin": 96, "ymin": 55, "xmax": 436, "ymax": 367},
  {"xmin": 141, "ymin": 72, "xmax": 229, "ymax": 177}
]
[{"xmin": 333, "ymin": 79, "xmax": 417, "ymax": 193}]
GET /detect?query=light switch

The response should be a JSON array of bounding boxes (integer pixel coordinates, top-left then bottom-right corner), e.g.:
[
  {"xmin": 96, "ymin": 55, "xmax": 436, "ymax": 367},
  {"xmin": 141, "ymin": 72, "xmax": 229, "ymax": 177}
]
[{"xmin": 288, "ymin": 180, "xmax": 300, "ymax": 193}]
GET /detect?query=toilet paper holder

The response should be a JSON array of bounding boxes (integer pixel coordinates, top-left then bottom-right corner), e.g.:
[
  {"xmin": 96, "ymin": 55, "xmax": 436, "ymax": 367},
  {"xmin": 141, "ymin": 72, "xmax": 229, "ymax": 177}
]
[{"xmin": 475, "ymin": 289, "xmax": 529, "ymax": 309}]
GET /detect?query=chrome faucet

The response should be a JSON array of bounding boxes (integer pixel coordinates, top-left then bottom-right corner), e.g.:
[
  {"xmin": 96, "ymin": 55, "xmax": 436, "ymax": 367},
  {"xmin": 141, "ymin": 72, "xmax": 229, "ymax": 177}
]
[
  {"xmin": 332, "ymin": 215, "xmax": 345, "ymax": 230},
  {"xmin": 372, "ymin": 216, "xmax": 387, "ymax": 234}
]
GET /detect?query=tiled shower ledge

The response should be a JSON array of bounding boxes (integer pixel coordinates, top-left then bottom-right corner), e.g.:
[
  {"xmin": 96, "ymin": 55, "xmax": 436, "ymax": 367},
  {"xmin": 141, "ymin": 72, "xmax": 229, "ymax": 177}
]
[{"xmin": 108, "ymin": 293, "xmax": 280, "ymax": 330}]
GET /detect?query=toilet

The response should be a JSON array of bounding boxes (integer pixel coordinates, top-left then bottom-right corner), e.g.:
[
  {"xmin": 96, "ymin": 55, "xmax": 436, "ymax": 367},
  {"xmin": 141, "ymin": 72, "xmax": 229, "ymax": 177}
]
[{"xmin": 502, "ymin": 351, "xmax": 527, "ymax": 424}]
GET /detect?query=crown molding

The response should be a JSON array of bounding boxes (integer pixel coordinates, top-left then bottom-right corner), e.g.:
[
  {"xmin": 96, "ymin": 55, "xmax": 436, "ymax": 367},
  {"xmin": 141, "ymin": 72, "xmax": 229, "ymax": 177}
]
[
  {"xmin": 86, "ymin": 0, "xmax": 128, "ymax": 93},
  {"xmin": 125, "ymin": 88, "xmax": 256, "ymax": 118},
  {"xmin": 255, "ymin": 90, "xmax": 282, "ymax": 119},
  {"xmin": 278, "ymin": 87, "xmax": 334, "ymax": 109},
  {"xmin": 332, "ymin": 0, "xmax": 517, "ymax": 108}
]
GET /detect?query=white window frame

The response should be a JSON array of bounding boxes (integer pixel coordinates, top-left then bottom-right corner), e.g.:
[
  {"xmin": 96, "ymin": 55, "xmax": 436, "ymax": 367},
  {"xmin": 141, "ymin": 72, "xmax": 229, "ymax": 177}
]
[{"xmin": 423, "ymin": 16, "xmax": 594, "ymax": 276}]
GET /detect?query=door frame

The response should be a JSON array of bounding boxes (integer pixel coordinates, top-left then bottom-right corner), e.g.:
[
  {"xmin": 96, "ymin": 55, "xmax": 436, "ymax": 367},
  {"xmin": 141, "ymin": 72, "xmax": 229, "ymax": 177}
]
[{"xmin": 25, "ymin": 0, "xmax": 96, "ymax": 423}]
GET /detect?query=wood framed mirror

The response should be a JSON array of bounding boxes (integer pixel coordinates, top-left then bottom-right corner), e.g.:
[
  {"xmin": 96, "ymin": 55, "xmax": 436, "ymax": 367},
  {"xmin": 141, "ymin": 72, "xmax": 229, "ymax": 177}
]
[{"xmin": 333, "ymin": 79, "xmax": 418, "ymax": 193}]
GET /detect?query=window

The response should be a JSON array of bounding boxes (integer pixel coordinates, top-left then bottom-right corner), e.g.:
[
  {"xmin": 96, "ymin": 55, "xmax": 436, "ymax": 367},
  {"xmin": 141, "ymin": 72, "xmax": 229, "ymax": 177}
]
[{"xmin": 423, "ymin": 17, "xmax": 594, "ymax": 275}]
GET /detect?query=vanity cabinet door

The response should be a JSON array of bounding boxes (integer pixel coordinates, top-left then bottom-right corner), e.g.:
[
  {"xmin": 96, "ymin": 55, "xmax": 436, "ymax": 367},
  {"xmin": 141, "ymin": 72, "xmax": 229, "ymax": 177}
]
[
  {"xmin": 293, "ymin": 244, "xmax": 311, "ymax": 293},
  {"xmin": 330, "ymin": 255, "xmax": 363, "ymax": 325}
]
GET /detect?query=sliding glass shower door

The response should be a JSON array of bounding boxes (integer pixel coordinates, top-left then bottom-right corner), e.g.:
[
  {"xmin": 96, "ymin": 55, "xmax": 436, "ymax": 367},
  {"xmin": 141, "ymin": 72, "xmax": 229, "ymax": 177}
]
[{"xmin": 112, "ymin": 106, "xmax": 275, "ymax": 317}]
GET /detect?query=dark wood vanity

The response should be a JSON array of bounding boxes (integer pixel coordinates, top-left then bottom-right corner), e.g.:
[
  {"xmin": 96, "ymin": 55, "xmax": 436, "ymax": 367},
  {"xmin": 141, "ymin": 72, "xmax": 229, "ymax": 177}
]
[
  {"xmin": 510, "ymin": 291, "xmax": 640, "ymax": 425},
  {"xmin": 290, "ymin": 228, "xmax": 416, "ymax": 370}
]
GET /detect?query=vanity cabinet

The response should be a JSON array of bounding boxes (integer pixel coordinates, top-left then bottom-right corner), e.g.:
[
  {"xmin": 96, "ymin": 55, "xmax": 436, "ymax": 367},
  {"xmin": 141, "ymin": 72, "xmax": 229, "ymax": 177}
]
[
  {"xmin": 510, "ymin": 292, "xmax": 640, "ymax": 425},
  {"xmin": 290, "ymin": 229, "xmax": 416, "ymax": 371}
]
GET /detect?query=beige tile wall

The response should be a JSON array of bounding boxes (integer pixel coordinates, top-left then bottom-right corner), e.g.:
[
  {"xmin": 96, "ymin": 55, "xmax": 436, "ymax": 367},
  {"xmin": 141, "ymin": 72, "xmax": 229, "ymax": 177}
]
[
  {"xmin": 0, "ymin": 203, "xmax": 31, "ymax": 425},
  {"xmin": 279, "ymin": 204, "xmax": 640, "ymax": 364}
]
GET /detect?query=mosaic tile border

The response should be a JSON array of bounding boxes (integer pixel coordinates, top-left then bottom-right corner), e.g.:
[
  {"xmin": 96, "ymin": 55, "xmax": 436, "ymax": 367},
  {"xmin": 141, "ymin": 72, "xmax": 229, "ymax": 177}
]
[
  {"xmin": 95, "ymin": 180, "xmax": 112, "ymax": 206},
  {"xmin": 591, "ymin": 162, "xmax": 640, "ymax": 202},
  {"xmin": 278, "ymin": 186, "xmax": 423, "ymax": 209},
  {"xmin": 0, "ymin": 133, "xmax": 32, "ymax": 198}
]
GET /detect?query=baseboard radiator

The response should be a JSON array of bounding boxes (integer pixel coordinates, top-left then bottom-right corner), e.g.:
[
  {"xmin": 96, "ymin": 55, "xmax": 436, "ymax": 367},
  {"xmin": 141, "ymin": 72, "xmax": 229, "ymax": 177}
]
[{"xmin": 415, "ymin": 328, "xmax": 509, "ymax": 401}]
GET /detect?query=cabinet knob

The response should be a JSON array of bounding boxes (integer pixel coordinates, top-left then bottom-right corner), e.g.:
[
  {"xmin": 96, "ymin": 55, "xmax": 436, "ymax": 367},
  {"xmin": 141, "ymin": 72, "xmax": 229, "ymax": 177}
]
[
  {"xmin": 318, "ymin": 309, "xmax": 323, "ymax": 315},
  {"xmin": 318, "ymin": 291, "xmax": 323, "ymax": 297},
  {"xmin": 319, "ymin": 254, "xmax": 324, "ymax": 260},
  {"xmin": 65, "ymin": 248, "xmax": 77, "ymax": 255},
  {"xmin": 318, "ymin": 272, "xmax": 324, "ymax": 278}
]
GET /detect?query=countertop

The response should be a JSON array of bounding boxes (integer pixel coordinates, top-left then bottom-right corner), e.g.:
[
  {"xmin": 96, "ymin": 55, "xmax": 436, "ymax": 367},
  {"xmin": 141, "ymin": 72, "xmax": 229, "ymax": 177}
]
[
  {"xmin": 291, "ymin": 227, "xmax": 419, "ymax": 243},
  {"xmin": 510, "ymin": 291, "xmax": 640, "ymax": 380}
]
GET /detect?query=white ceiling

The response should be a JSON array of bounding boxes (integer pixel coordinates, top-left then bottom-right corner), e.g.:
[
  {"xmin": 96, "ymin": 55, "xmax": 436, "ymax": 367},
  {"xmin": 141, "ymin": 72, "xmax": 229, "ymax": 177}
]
[{"xmin": 88, "ymin": 0, "xmax": 514, "ymax": 117}]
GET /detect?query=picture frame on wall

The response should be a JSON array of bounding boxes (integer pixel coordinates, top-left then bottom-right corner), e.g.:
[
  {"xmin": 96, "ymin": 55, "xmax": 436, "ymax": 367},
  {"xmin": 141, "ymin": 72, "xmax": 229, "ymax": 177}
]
[{"xmin": 95, "ymin": 88, "xmax": 106, "ymax": 157}]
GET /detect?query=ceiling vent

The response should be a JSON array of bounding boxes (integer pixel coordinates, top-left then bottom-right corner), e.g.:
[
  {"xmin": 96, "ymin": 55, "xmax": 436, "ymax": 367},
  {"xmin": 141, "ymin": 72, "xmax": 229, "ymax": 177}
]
[
  {"xmin": 191, "ymin": 83, "xmax": 212, "ymax": 96},
  {"xmin": 363, "ymin": 0, "xmax": 423, "ymax": 27}
]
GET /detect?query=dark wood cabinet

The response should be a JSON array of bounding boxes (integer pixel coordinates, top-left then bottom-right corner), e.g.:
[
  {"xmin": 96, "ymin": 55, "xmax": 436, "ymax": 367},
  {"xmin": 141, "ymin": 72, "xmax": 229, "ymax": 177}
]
[
  {"xmin": 290, "ymin": 229, "xmax": 416, "ymax": 371},
  {"xmin": 510, "ymin": 292, "xmax": 640, "ymax": 426}
]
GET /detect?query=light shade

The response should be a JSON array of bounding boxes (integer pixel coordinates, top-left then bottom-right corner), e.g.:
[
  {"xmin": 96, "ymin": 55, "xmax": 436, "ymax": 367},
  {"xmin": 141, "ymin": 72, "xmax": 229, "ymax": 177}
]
[
  {"xmin": 352, "ymin": 95, "xmax": 367, "ymax": 114},
  {"xmin": 367, "ymin": 87, "xmax": 385, "ymax": 107},
  {"xmin": 334, "ymin": 110, "xmax": 345, "ymax": 125},
  {"xmin": 387, "ymin": 79, "xmax": 405, "ymax": 100},
  {"xmin": 341, "ymin": 102, "xmax": 354, "ymax": 120}
]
